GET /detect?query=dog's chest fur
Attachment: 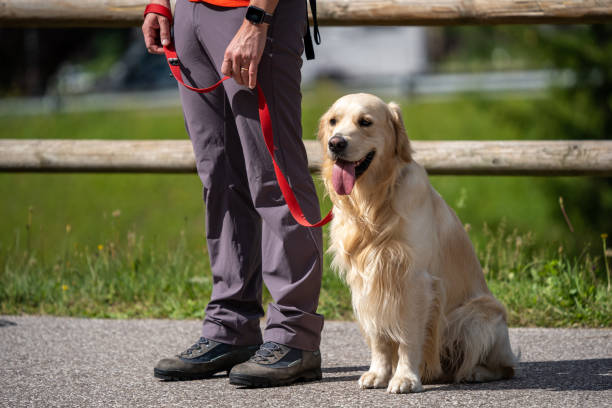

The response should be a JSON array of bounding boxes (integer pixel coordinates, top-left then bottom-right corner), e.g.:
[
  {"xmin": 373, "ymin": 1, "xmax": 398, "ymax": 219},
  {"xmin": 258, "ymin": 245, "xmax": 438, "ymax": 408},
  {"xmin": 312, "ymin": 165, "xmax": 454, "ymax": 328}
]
[
  {"xmin": 327, "ymin": 163, "xmax": 440, "ymax": 337},
  {"xmin": 328, "ymin": 163, "xmax": 435, "ymax": 282}
]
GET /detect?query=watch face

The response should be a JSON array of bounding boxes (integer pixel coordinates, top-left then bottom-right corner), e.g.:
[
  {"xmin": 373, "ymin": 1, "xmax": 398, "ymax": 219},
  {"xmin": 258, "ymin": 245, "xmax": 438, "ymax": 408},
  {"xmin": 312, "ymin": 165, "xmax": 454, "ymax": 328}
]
[{"xmin": 245, "ymin": 7, "xmax": 265, "ymax": 24}]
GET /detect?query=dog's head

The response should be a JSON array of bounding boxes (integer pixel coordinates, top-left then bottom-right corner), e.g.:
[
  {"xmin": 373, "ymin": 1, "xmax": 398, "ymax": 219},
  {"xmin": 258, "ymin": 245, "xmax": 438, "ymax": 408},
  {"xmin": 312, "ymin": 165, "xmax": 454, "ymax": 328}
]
[{"xmin": 318, "ymin": 93, "xmax": 412, "ymax": 196}]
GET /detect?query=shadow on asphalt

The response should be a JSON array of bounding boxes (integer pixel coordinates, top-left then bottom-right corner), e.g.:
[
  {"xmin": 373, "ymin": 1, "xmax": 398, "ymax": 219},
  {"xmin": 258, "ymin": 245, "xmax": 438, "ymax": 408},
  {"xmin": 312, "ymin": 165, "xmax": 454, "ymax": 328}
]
[
  {"xmin": 0, "ymin": 319, "xmax": 17, "ymax": 327},
  {"xmin": 322, "ymin": 366, "xmax": 370, "ymax": 374},
  {"xmin": 320, "ymin": 360, "xmax": 612, "ymax": 391},
  {"xmin": 433, "ymin": 359, "xmax": 612, "ymax": 392},
  {"xmin": 320, "ymin": 366, "xmax": 369, "ymax": 383},
  {"xmin": 156, "ymin": 372, "xmax": 228, "ymax": 383}
]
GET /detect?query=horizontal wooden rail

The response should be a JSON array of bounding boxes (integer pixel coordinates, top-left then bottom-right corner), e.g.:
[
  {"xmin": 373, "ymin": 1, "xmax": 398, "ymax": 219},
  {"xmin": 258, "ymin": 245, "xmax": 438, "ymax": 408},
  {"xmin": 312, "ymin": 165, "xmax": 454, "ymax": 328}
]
[
  {"xmin": 1, "ymin": 0, "xmax": 611, "ymax": 27},
  {"xmin": 1, "ymin": 139, "xmax": 611, "ymax": 176}
]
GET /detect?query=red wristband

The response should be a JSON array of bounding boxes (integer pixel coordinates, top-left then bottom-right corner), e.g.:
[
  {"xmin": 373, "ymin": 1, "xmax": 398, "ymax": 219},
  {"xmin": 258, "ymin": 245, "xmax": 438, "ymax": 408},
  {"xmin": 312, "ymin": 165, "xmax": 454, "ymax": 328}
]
[{"xmin": 144, "ymin": 3, "xmax": 173, "ymax": 24}]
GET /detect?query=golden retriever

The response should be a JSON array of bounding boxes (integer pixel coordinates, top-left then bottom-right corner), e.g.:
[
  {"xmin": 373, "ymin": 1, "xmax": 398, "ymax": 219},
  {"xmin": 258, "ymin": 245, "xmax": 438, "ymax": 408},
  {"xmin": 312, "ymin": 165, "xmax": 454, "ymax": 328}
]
[{"xmin": 318, "ymin": 93, "xmax": 517, "ymax": 393}]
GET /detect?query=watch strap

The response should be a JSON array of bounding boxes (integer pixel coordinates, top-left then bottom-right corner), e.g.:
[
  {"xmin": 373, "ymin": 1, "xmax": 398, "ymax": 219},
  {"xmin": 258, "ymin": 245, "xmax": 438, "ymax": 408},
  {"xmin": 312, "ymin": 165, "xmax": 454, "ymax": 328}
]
[{"xmin": 246, "ymin": 5, "xmax": 273, "ymax": 24}]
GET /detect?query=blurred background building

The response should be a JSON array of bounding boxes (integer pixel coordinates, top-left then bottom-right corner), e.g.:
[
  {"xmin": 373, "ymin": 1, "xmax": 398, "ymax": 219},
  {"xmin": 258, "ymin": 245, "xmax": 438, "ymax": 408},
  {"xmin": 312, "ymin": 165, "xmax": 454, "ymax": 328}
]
[{"xmin": 0, "ymin": 25, "xmax": 581, "ymax": 112}]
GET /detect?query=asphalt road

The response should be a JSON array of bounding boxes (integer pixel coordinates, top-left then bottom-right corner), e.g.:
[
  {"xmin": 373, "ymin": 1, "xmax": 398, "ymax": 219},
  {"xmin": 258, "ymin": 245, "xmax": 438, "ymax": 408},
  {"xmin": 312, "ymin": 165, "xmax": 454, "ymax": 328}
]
[{"xmin": 1, "ymin": 316, "xmax": 610, "ymax": 407}]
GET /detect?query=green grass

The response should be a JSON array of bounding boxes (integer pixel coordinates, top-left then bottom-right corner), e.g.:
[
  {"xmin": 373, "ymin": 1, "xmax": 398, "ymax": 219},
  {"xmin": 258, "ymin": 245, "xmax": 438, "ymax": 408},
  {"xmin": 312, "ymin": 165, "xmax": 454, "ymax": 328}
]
[
  {"xmin": 0, "ymin": 85, "xmax": 610, "ymax": 326},
  {"xmin": 2, "ymin": 217, "xmax": 609, "ymax": 326},
  {"xmin": 478, "ymin": 222, "xmax": 610, "ymax": 327}
]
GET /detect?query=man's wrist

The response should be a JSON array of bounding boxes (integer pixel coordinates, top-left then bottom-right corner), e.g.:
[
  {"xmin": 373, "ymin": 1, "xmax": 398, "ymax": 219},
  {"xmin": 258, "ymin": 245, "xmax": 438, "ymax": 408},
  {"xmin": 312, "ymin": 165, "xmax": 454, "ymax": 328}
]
[{"xmin": 242, "ymin": 19, "xmax": 269, "ymax": 33}]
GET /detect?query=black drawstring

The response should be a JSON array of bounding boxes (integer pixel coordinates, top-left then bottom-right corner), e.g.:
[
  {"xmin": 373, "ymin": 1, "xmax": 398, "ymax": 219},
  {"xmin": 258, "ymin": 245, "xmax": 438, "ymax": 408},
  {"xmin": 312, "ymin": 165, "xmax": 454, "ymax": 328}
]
[
  {"xmin": 310, "ymin": 0, "xmax": 321, "ymax": 45},
  {"xmin": 304, "ymin": 0, "xmax": 320, "ymax": 60}
]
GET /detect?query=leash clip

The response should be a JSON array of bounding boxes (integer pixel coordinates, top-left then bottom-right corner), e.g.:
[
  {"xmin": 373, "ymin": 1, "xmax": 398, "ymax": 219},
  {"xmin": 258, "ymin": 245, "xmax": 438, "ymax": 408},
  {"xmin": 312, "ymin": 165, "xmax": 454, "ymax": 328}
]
[{"xmin": 168, "ymin": 57, "xmax": 180, "ymax": 66}]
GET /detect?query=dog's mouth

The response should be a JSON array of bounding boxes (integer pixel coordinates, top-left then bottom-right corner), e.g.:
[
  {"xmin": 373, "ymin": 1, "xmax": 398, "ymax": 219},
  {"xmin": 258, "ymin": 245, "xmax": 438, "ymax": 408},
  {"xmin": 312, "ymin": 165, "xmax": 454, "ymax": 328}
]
[{"xmin": 331, "ymin": 150, "xmax": 376, "ymax": 195}]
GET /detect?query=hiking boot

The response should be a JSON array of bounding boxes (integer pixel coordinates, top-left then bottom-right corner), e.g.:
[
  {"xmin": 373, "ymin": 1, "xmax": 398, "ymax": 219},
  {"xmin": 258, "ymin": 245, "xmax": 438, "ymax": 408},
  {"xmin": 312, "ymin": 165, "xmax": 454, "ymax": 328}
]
[
  {"xmin": 228, "ymin": 341, "xmax": 322, "ymax": 387},
  {"xmin": 154, "ymin": 337, "xmax": 260, "ymax": 381}
]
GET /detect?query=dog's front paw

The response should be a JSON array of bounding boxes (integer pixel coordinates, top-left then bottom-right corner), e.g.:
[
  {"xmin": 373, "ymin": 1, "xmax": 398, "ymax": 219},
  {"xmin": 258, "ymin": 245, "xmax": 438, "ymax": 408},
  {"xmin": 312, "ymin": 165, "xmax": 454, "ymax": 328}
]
[
  {"xmin": 358, "ymin": 371, "xmax": 390, "ymax": 389},
  {"xmin": 386, "ymin": 374, "xmax": 423, "ymax": 394}
]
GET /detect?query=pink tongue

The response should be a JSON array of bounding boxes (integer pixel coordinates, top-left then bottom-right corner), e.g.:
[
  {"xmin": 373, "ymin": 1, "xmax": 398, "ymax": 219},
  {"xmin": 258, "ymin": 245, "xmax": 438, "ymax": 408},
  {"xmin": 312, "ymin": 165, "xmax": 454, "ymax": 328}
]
[{"xmin": 332, "ymin": 161, "xmax": 356, "ymax": 195}]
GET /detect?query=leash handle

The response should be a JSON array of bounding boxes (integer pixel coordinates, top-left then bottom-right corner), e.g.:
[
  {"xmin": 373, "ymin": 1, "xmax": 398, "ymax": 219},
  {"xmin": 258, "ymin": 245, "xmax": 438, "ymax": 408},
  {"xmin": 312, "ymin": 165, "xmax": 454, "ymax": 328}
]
[{"xmin": 144, "ymin": 4, "xmax": 333, "ymax": 228}]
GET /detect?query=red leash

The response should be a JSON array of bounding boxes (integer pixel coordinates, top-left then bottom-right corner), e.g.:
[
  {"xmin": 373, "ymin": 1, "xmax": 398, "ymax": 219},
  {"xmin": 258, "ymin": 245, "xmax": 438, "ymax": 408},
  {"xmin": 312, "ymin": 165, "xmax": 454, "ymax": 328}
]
[{"xmin": 144, "ymin": 4, "xmax": 333, "ymax": 228}]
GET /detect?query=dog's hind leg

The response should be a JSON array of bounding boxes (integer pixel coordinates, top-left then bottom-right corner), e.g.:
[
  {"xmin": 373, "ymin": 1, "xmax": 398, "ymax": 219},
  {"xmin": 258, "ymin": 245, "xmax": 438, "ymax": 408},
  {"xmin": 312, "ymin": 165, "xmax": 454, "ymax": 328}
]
[
  {"xmin": 467, "ymin": 315, "xmax": 516, "ymax": 382},
  {"xmin": 444, "ymin": 295, "xmax": 517, "ymax": 383},
  {"xmin": 359, "ymin": 334, "xmax": 397, "ymax": 389}
]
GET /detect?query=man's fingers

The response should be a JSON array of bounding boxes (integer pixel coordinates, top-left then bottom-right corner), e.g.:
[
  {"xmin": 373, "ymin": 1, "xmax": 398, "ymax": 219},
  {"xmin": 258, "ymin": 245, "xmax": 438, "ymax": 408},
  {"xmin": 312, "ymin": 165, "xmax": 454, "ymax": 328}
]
[
  {"xmin": 144, "ymin": 30, "xmax": 164, "ymax": 54},
  {"xmin": 158, "ymin": 16, "xmax": 171, "ymax": 47},
  {"xmin": 240, "ymin": 62, "xmax": 250, "ymax": 86},
  {"xmin": 144, "ymin": 26, "xmax": 163, "ymax": 54},
  {"xmin": 221, "ymin": 57, "xmax": 232, "ymax": 77},
  {"xmin": 248, "ymin": 60, "xmax": 258, "ymax": 89},
  {"xmin": 148, "ymin": 45, "xmax": 164, "ymax": 54},
  {"xmin": 142, "ymin": 15, "xmax": 164, "ymax": 54},
  {"xmin": 231, "ymin": 58, "xmax": 243, "ymax": 85},
  {"xmin": 221, "ymin": 52, "xmax": 233, "ymax": 77}
]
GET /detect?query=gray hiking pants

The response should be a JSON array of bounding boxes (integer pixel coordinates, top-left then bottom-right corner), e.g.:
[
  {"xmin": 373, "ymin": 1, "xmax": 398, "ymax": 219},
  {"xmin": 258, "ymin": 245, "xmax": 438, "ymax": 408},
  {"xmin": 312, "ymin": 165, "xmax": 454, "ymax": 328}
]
[{"xmin": 173, "ymin": 0, "xmax": 324, "ymax": 351}]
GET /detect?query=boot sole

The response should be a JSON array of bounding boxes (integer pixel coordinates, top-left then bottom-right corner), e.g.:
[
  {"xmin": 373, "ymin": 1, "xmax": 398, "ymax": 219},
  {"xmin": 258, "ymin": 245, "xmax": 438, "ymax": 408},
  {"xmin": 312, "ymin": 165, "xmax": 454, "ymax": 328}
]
[
  {"xmin": 154, "ymin": 367, "xmax": 228, "ymax": 381},
  {"xmin": 228, "ymin": 368, "xmax": 322, "ymax": 388}
]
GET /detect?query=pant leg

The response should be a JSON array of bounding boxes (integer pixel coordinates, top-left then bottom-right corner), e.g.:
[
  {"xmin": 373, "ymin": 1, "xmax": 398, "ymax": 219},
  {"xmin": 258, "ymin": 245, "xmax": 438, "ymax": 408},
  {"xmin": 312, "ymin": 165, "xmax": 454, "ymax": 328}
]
[
  {"xmin": 174, "ymin": 0, "xmax": 264, "ymax": 346},
  {"xmin": 191, "ymin": 0, "xmax": 324, "ymax": 351},
  {"xmin": 251, "ymin": 1, "xmax": 325, "ymax": 352}
]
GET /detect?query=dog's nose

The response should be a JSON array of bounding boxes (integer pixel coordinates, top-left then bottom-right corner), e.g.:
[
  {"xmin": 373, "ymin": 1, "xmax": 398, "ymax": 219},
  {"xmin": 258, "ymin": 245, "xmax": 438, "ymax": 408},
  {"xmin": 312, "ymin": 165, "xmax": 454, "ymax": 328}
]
[{"xmin": 328, "ymin": 135, "xmax": 348, "ymax": 153}]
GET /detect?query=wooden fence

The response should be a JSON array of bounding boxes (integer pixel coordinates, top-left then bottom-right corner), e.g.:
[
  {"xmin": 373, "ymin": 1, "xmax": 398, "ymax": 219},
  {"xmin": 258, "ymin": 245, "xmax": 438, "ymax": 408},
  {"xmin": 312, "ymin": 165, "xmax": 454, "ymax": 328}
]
[
  {"xmin": 0, "ymin": 0, "xmax": 611, "ymax": 176},
  {"xmin": 1, "ymin": 139, "xmax": 611, "ymax": 176},
  {"xmin": 1, "ymin": 0, "xmax": 612, "ymax": 26}
]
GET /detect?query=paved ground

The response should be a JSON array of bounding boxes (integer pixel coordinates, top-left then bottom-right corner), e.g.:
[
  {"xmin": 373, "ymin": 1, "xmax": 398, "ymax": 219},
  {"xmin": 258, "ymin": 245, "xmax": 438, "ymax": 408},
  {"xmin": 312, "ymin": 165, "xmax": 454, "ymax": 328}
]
[{"xmin": 0, "ymin": 316, "xmax": 610, "ymax": 407}]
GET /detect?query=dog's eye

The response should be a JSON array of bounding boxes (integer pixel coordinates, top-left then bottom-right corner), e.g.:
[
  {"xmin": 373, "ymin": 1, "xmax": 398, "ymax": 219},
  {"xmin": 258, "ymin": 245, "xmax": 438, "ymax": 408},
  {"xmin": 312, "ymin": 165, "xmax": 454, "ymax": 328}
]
[
  {"xmin": 329, "ymin": 118, "xmax": 337, "ymax": 126},
  {"xmin": 359, "ymin": 118, "xmax": 372, "ymax": 127}
]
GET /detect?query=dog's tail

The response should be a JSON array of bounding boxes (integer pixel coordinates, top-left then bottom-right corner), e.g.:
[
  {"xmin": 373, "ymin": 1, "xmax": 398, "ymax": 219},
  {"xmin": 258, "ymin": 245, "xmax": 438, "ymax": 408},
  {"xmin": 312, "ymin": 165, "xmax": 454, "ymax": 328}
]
[{"xmin": 441, "ymin": 295, "xmax": 517, "ymax": 382}]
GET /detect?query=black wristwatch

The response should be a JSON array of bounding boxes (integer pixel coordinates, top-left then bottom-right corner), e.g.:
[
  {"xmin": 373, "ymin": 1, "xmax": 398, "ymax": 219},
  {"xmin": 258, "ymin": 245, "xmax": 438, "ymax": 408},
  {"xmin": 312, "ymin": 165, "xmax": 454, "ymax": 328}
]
[{"xmin": 245, "ymin": 5, "xmax": 274, "ymax": 25}]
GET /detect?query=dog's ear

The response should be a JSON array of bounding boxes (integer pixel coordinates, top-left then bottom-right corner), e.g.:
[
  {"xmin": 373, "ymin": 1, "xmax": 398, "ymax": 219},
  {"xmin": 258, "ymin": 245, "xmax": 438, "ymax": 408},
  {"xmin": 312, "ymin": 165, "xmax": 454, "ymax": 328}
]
[{"xmin": 388, "ymin": 102, "xmax": 412, "ymax": 163}]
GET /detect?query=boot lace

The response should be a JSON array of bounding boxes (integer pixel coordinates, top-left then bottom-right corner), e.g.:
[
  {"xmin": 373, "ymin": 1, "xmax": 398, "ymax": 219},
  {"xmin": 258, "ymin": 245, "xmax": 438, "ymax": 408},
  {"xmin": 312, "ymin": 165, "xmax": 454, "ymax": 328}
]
[
  {"xmin": 179, "ymin": 337, "xmax": 210, "ymax": 357},
  {"xmin": 251, "ymin": 342, "xmax": 282, "ymax": 363}
]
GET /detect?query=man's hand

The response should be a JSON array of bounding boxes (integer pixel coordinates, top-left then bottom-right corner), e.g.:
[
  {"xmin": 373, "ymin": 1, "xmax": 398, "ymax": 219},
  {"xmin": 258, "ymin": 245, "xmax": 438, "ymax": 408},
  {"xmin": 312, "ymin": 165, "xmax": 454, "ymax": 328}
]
[
  {"xmin": 221, "ymin": 21, "xmax": 269, "ymax": 89},
  {"xmin": 142, "ymin": 0, "xmax": 172, "ymax": 55}
]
